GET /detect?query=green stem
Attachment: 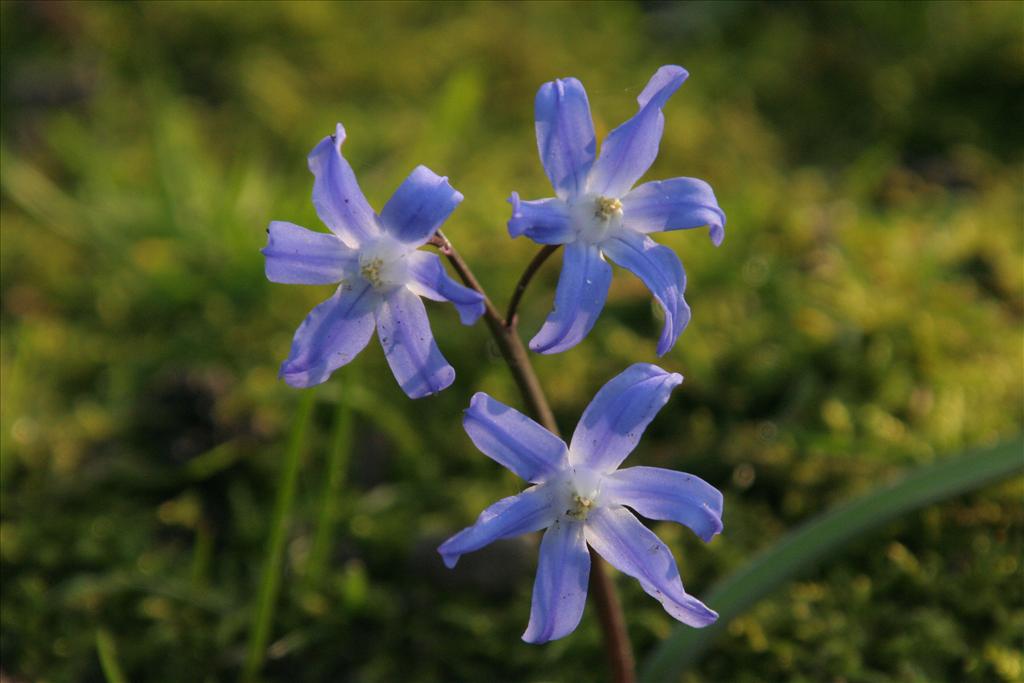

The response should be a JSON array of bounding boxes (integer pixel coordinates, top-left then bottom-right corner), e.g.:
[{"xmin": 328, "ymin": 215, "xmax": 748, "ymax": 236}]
[
  {"xmin": 96, "ymin": 628, "xmax": 129, "ymax": 683},
  {"xmin": 190, "ymin": 522, "xmax": 213, "ymax": 588},
  {"xmin": 242, "ymin": 389, "xmax": 316, "ymax": 682},
  {"xmin": 307, "ymin": 397, "xmax": 353, "ymax": 584}
]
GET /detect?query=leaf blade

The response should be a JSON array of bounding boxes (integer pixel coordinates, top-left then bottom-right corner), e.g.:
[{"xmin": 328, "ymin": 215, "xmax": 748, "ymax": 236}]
[{"xmin": 641, "ymin": 438, "xmax": 1024, "ymax": 682}]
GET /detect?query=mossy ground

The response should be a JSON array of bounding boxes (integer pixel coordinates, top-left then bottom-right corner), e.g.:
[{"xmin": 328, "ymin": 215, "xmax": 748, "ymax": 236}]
[{"xmin": 1, "ymin": 2, "xmax": 1021, "ymax": 681}]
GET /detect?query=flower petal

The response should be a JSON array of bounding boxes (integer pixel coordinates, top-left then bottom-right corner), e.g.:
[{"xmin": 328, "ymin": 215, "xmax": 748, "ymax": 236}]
[
  {"xmin": 463, "ymin": 392, "xmax": 568, "ymax": 483},
  {"xmin": 507, "ymin": 193, "xmax": 574, "ymax": 245},
  {"xmin": 523, "ymin": 520, "xmax": 591, "ymax": 644},
  {"xmin": 438, "ymin": 484, "xmax": 558, "ymax": 569},
  {"xmin": 622, "ymin": 178, "xmax": 726, "ymax": 246},
  {"xmin": 262, "ymin": 221, "xmax": 354, "ymax": 285},
  {"xmin": 569, "ymin": 363, "xmax": 683, "ymax": 473},
  {"xmin": 585, "ymin": 506, "xmax": 717, "ymax": 627},
  {"xmin": 379, "ymin": 165, "xmax": 463, "ymax": 246},
  {"xmin": 406, "ymin": 251, "xmax": 485, "ymax": 325},
  {"xmin": 535, "ymin": 77, "xmax": 596, "ymax": 200},
  {"xmin": 529, "ymin": 242, "xmax": 612, "ymax": 355},
  {"xmin": 307, "ymin": 123, "xmax": 380, "ymax": 247},
  {"xmin": 588, "ymin": 66, "xmax": 689, "ymax": 198},
  {"xmin": 279, "ymin": 281, "xmax": 379, "ymax": 388},
  {"xmin": 604, "ymin": 466, "xmax": 723, "ymax": 542},
  {"xmin": 376, "ymin": 287, "xmax": 455, "ymax": 399},
  {"xmin": 602, "ymin": 231, "xmax": 690, "ymax": 356}
]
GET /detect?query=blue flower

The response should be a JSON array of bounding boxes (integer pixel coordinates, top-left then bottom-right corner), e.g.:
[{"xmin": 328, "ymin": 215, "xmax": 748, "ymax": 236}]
[
  {"xmin": 508, "ymin": 66, "xmax": 726, "ymax": 356},
  {"xmin": 263, "ymin": 123, "xmax": 485, "ymax": 398},
  {"xmin": 438, "ymin": 363, "xmax": 722, "ymax": 643}
]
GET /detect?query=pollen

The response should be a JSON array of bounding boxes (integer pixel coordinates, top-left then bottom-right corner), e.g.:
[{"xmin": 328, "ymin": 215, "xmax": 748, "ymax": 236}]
[
  {"xmin": 360, "ymin": 257, "xmax": 384, "ymax": 287},
  {"xmin": 594, "ymin": 196, "xmax": 623, "ymax": 220},
  {"xmin": 566, "ymin": 494, "xmax": 594, "ymax": 520}
]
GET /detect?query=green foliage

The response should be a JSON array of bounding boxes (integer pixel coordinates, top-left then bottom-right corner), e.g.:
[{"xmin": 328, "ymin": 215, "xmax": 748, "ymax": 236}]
[
  {"xmin": 1, "ymin": 2, "xmax": 1021, "ymax": 682},
  {"xmin": 643, "ymin": 438, "xmax": 1024, "ymax": 681}
]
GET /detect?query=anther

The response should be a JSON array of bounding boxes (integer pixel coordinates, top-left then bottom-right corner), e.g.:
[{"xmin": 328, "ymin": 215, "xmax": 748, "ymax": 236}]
[{"xmin": 594, "ymin": 196, "xmax": 623, "ymax": 220}]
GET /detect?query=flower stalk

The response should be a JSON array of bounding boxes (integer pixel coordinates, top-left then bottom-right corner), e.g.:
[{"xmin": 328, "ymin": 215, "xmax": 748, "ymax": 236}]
[{"xmin": 431, "ymin": 233, "xmax": 636, "ymax": 683}]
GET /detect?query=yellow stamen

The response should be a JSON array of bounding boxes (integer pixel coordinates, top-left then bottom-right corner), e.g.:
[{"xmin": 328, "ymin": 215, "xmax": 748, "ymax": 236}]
[
  {"xmin": 361, "ymin": 258, "xmax": 384, "ymax": 287},
  {"xmin": 595, "ymin": 196, "xmax": 623, "ymax": 220},
  {"xmin": 566, "ymin": 494, "xmax": 594, "ymax": 520}
]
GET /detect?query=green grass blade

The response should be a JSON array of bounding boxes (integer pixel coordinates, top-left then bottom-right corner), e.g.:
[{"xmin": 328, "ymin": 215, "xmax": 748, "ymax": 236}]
[
  {"xmin": 641, "ymin": 437, "xmax": 1024, "ymax": 682},
  {"xmin": 242, "ymin": 390, "xmax": 316, "ymax": 682},
  {"xmin": 95, "ymin": 628, "xmax": 129, "ymax": 683},
  {"xmin": 306, "ymin": 398, "xmax": 353, "ymax": 584}
]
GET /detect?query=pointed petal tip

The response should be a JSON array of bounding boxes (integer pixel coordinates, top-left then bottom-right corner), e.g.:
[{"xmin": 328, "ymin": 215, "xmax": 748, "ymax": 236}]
[
  {"xmin": 521, "ymin": 629, "xmax": 553, "ymax": 645},
  {"xmin": 662, "ymin": 373, "xmax": 685, "ymax": 393},
  {"xmin": 315, "ymin": 123, "xmax": 348, "ymax": 157},
  {"xmin": 654, "ymin": 332, "xmax": 687, "ymax": 358},
  {"xmin": 507, "ymin": 192, "xmax": 525, "ymax": 238},
  {"xmin": 710, "ymin": 223, "xmax": 725, "ymax": 247},
  {"xmin": 457, "ymin": 297, "xmax": 486, "ymax": 326},
  {"xmin": 636, "ymin": 65, "xmax": 690, "ymax": 109},
  {"xmin": 701, "ymin": 520, "xmax": 724, "ymax": 543},
  {"xmin": 437, "ymin": 545, "xmax": 460, "ymax": 569},
  {"xmin": 691, "ymin": 604, "xmax": 719, "ymax": 627},
  {"xmin": 528, "ymin": 334, "xmax": 567, "ymax": 355},
  {"xmin": 621, "ymin": 363, "xmax": 684, "ymax": 387},
  {"xmin": 332, "ymin": 122, "xmax": 347, "ymax": 146},
  {"xmin": 464, "ymin": 392, "xmax": 490, "ymax": 421},
  {"xmin": 401, "ymin": 365, "xmax": 456, "ymax": 399},
  {"xmin": 417, "ymin": 165, "xmax": 465, "ymax": 207},
  {"xmin": 279, "ymin": 365, "xmax": 320, "ymax": 389},
  {"xmin": 661, "ymin": 64, "xmax": 689, "ymax": 80}
]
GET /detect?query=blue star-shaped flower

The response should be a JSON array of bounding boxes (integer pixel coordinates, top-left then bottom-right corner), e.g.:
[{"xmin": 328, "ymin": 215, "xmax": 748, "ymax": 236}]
[
  {"xmin": 439, "ymin": 363, "xmax": 722, "ymax": 643},
  {"xmin": 509, "ymin": 66, "xmax": 726, "ymax": 356},
  {"xmin": 263, "ymin": 124, "xmax": 484, "ymax": 398}
]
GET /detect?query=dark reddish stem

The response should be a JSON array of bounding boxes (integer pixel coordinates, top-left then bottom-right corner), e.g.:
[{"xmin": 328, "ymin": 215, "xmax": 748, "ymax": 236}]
[
  {"xmin": 430, "ymin": 231, "xmax": 636, "ymax": 683},
  {"xmin": 505, "ymin": 244, "xmax": 560, "ymax": 329}
]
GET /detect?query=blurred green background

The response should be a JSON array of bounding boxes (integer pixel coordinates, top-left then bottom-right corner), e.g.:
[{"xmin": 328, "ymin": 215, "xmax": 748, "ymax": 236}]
[{"xmin": 1, "ymin": 1, "xmax": 1022, "ymax": 681}]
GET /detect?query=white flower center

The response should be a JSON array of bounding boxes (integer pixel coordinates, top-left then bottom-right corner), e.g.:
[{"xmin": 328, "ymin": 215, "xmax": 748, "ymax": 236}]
[
  {"xmin": 556, "ymin": 467, "xmax": 604, "ymax": 521},
  {"xmin": 358, "ymin": 235, "xmax": 410, "ymax": 290},
  {"xmin": 570, "ymin": 193, "xmax": 624, "ymax": 244}
]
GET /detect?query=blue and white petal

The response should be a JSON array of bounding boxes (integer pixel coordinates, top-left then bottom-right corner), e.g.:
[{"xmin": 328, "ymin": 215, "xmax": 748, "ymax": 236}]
[
  {"xmin": 529, "ymin": 242, "xmax": 612, "ymax": 355},
  {"xmin": 279, "ymin": 281, "xmax": 379, "ymax": 388},
  {"xmin": 376, "ymin": 287, "xmax": 455, "ymax": 399},
  {"xmin": 569, "ymin": 363, "xmax": 683, "ymax": 473},
  {"xmin": 507, "ymin": 193, "xmax": 574, "ymax": 245},
  {"xmin": 585, "ymin": 505, "xmax": 717, "ymax": 627},
  {"xmin": 587, "ymin": 66, "xmax": 689, "ymax": 199},
  {"xmin": 622, "ymin": 178, "xmax": 726, "ymax": 246},
  {"xmin": 406, "ymin": 251, "xmax": 485, "ymax": 325},
  {"xmin": 379, "ymin": 165, "xmax": 463, "ymax": 246},
  {"xmin": 262, "ymin": 221, "xmax": 354, "ymax": 285},
  {"xmin": 307, "ymin": 123, "xmax": 380, "ymax": 248},
  {"xmin": 601, "ymin": 231, "xmax": 690, "ymax": 356},
  {"xmin": 438, "ymin": 485, "xmax": 559, "ymax": 569},
  {"xmin": 604, "ymin": 466, "xmax": 723, "ymax": 542},
  {"xmin": 523, "ymin": 520, "xmax": 591, "ymax": 644},
  {"xmin": 535, "ymin": 77, "xmax": 597, "ymax": 200},
  {"xmin": 463, "ymin": 392, "xmax": 568, "ymax": 483}
]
